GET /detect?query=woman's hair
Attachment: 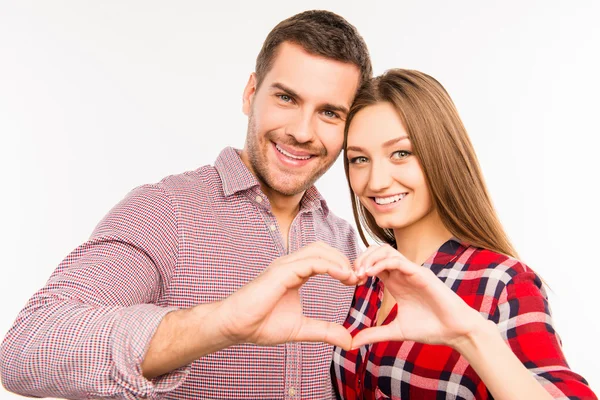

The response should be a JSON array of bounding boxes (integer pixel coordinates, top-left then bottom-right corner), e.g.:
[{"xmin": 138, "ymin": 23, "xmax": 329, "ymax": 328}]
[{"xmin": 343, "ymin": 69, "xmax": 517, "ymax": 258}]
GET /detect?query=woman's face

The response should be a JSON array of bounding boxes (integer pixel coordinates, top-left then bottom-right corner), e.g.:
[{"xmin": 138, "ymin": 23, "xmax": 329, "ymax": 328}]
[{"xmin": 346, "ymin": 102, "xmax": 434, "ymax": 233}]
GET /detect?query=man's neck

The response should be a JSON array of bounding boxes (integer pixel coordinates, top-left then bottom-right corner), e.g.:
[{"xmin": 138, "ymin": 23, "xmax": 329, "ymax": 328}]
[
  {"xmin": 262, "ymin": 184, "xmax": 303, "ymax": 224},
  {"xmin": 393, "ymin": 209, "xmax": 453, "ymax": 266}
]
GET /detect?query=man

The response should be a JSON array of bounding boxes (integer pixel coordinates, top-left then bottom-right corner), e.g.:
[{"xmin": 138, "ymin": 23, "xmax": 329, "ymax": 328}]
[{"xmin": 0, "ymin": 10, "xmax": 372, "ymax": 399}]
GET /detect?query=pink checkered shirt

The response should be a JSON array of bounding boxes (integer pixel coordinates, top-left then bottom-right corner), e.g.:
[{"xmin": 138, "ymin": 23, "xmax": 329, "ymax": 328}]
[{"xmin": 0, "ymin": 147, "xmax": 359, "ymax": 399}]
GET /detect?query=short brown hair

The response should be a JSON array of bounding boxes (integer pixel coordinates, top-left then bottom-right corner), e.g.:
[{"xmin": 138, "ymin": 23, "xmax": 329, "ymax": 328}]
[
  {"xmin": 255, "ymin": 10, "xmax": 372, "ymax": 89},
  {"xmin": 344, "ymin": 69, "xmax": 518, "ymax": 258}
]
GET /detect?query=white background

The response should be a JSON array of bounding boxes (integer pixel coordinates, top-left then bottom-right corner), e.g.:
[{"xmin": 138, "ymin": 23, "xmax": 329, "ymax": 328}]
[{"xmin": 1, "ymin": 1, "xmax": 599, "ymax": 398}]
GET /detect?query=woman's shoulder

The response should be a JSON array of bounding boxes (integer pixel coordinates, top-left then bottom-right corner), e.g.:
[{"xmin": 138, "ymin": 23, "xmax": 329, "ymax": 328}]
[
  {"xmin": 464, "ymin": 246, "xmax": 526, "ymax": 270},
  {"xmin": 460, "ymin": 245, "xmax": 542, "ymax": 291},
  {"xmin": 448, "ymin": 244, "xmax": 547, "ymax": 321}
]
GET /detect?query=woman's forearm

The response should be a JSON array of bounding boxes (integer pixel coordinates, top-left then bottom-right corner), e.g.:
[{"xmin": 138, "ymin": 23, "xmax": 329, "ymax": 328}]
[{"xmin": 452, "ymin": 320, "xmax": 553, "ymax": 400}]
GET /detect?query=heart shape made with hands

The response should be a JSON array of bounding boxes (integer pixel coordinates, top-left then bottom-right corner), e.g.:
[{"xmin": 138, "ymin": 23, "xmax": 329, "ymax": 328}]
[{"xmin": 222, "ymin": 241, "xmax": 483, "ymax": 351}]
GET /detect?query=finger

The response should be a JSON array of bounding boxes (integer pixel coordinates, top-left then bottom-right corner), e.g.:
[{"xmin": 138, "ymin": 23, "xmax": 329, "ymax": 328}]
[
  {"xmin": 354, "ymin": 244, "xmax": 381, "ymax": 276},
  {"xmin": 295, "ymin": 243, "xmax": 357, "ymax": 282},
  {"xmin": 234, "ymin": 256, "xmax": 356, "ymax": 317},
  {"xmin": 313, "ymin": 242, "xmax": 354, "ymax": 273},
  {"xmin": 296, "ymin": 317, "xmax": 353, "ymax": 350},
  {"xmin": 266, "ymin": 250, "xmax": 354, "ymax": 285},
  {"xmin": 275, "ymin": 258, "xmax": 357, "ymax": 289},
  {"xmin": 351, "ymin": 325, "xmax": 399, "ymax": 348},
  {"xmin": 357, "ymin": 245, "xmax": 399, "ymax": 277},
  {"xmin": 365, "ymin": 255, "xmax": 417, "ymax": 278},
  {"xmin": 288, "ymin": 242, "xmax": 352, "ymax": 272},
  {"xmin": 302, "ymin": 257, "xmax": 358, "ymax": 286}
]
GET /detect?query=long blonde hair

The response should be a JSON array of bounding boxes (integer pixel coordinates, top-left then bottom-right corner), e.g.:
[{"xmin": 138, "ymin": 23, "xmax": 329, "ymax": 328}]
[{"xmin": 344, "ymin": 69, "xmax": 517, "ymax": 258}]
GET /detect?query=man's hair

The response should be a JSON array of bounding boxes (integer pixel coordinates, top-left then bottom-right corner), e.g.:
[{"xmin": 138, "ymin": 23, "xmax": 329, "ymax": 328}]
[{"xmin": 255, "ymin": 10, "xmax": 372, "ymax": 89}]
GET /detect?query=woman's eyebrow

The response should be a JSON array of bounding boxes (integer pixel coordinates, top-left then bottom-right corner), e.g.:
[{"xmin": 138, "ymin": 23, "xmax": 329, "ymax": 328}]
[
  {"xmin": 346, "ymin": 136, "xmax": 409, "ymax": 152},
  {"xmin": 382, "ymin": 136, "xmax": 409, "ymax": 147}
]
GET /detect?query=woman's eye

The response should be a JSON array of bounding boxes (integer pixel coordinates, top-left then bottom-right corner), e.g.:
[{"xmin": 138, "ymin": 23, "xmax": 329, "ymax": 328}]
[
  {"xmin": 349, "ymin": 156, "xmax": 368, "ymax": 164},
  {"xmin": 391, "ymin": 150, "xmax": 411, "ymax": 160}
]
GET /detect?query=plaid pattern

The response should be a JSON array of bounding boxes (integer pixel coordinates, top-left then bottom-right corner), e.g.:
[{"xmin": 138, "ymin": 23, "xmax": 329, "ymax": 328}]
[
  {"xmin": 331, "ymin": 239, "xmax": 596, "ymax": 399},
  {"xmin": 0, "ymin": 147, "xmax": 358, "ymax": 399}
]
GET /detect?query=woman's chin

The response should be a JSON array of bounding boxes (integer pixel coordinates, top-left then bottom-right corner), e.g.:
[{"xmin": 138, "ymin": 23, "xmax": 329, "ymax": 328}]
[{"xmin": 373, "ymin": 217, "xmax": 406, "ymax": 231}]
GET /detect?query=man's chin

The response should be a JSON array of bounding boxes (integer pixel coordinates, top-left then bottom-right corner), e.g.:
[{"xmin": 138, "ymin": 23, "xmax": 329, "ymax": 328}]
[
  {"xmin": 266, "ymin": 178, "xmax": 314, "ymax": 197},
  {"xmin": 270, "ymin": 185, "xmax": 310, "ymax": 197}
]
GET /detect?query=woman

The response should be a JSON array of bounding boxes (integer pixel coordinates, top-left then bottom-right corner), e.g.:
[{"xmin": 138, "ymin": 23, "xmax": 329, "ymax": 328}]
[{"xmin": 331, "ymin": 69, "xmax": 596, "ymax": 399}]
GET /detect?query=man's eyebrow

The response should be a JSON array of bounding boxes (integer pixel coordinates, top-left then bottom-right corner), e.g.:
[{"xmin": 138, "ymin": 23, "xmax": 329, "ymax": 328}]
[
  {"xmin": 323, "ymin": 103, "xmax": 349, "ymax": 116},
  {"xmin": 346, "ymin": 136, "xmax": 409, "ymax": 153},
  {"xmin": 270, "ymin": 82, "xmax": 350, "ymax": 115},
  {"xmin": 270, "ymin": 83, "xmax": 302, "ymax": 101}
]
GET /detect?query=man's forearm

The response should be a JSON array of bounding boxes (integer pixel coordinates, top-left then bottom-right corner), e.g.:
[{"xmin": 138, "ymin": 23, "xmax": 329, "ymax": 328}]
[
  {"xmin": 1, "ymin": 301, "xmax": 179, "ymax": 399},
  {"xmin": 141, "ymin": 300, "xmax": 235, "ymax": 379}
]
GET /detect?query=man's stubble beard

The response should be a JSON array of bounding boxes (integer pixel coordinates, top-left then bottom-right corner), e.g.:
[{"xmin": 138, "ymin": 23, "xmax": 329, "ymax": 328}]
[{"xmin": 245, "ymin": 111, "xmax": 336, "ymax": 197}]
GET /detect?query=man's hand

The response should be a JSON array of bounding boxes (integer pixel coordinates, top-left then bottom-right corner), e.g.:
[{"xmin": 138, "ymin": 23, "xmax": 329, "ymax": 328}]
[
  {"xmin": 142, "ymin": 241, "xmax": 357, "ymax": 379},
  {"xmin": 215, "ymin": 241, "xmax": 358, "ymax": 350}
]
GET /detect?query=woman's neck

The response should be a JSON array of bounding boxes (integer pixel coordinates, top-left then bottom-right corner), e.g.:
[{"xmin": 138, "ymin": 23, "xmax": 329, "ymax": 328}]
[{"xmin": 393, "ymin": 209, "xmax": 453, "ymax": 265}]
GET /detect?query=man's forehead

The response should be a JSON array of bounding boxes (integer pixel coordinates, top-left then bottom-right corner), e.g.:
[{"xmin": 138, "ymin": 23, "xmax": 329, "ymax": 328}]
[{"xmin": 264, "ymin": 43, "xmax": 360, "ymax": 106}]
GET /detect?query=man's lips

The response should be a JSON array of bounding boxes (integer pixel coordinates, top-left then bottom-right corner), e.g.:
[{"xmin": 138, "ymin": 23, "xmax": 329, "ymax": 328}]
[{"xmin": 274, "ymin": 142, "xmax": 315, "ymax": 160}]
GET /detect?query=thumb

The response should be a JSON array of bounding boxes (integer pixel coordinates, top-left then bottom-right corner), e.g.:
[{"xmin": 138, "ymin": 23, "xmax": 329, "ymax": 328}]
[
  {"xmin": 351, "ymin": 325, "xmax": 398, "ymax": 349},
  {"xmin": 296, "ymin": 317, "xmax": 353, "ymax": 350}
]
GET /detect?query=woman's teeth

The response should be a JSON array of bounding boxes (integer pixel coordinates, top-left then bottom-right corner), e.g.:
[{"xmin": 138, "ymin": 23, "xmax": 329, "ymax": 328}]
[{"xmin": 374, "ymin": 193, "xmax": 407, "ymax": 205}]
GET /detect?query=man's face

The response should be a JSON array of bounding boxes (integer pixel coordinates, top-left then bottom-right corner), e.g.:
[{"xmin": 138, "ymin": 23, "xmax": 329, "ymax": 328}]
[{"xmin": 241, "ymin": 42, "xmax": 360, "ymax": 199}]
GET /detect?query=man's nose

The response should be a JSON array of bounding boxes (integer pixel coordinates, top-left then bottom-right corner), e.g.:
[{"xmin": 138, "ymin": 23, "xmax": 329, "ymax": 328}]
[{"xmin": 286, "ymin": 110, "xmax": 316, "ymax": 143}]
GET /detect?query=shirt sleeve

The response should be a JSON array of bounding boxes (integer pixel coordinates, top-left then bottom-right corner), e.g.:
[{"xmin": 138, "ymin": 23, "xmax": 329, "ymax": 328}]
[
  {"xmin": 0, "ymin": 184, "xmax": 190, "ymax": 399},
  {"xmin": 494, "ymin": 266, "xmax": 597, "ymax": 399}
]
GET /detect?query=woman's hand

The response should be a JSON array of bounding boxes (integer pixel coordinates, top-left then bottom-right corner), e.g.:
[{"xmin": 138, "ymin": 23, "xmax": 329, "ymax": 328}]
[{"xmin": 351, "ymin": 244, "xmax": 486, "ymax": 349}]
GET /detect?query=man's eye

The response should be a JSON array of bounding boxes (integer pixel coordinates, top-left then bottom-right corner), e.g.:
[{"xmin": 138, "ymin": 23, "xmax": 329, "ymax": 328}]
[
  {"xmin": 278, "ymin": 94, "xmax": 293, "ymax": 103},
  {"xmin": 392, "ymin": 150, "xmax": 411, "ymax": 160},
  {"xmin": 349, "ymin": 156, "xmax": 368, "ymax": 164},
  {"xmin": 323, "ymin": 110, "xmax": 339, "ymax": 119}
]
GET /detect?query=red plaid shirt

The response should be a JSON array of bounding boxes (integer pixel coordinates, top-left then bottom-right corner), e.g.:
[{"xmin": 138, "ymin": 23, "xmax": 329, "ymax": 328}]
[
  {"xmin": 0, "ymin": 147, "xmax": 358, "ymax": 399},
  {"xmin": 331, "ymin": 239, "xmax": 596, "ymax": 400}
]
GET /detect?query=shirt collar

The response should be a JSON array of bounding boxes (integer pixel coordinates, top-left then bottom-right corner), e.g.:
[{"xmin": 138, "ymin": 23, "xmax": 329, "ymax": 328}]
[
  {"xmin": 214, "ymin": 147, "xmax": 329, "ymax": 215},
  {"xmin": 214, "ymin": 147, "xmax": 260, "ymax": 196},
  {"xmin": 422, "ymin": 237, "xmax": 470, "ymax": 274}
]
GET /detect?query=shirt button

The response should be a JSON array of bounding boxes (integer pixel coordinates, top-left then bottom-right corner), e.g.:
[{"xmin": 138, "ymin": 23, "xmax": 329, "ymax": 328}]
[
  {"xmin": 255, "ymin": 196, "xmax": 262, "ymax": 203},
  {"xmin": 288, "ymin": 387, "xmax": 296, "ymax": 397},
  {"xmin": 270, "ymin": 224, "xmax": 277, "ymax": 231}
]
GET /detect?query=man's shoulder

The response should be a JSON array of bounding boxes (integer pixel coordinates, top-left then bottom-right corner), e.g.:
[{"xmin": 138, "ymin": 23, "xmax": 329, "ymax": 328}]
[{"xmin": 150, "ymin": 163, "xmax": 221, "ymax": 196}]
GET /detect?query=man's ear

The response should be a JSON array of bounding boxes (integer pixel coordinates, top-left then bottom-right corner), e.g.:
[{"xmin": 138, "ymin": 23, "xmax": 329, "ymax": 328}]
[{"xmin": 242, "ymin": 73, "xmax": 257, "ymax": 116}]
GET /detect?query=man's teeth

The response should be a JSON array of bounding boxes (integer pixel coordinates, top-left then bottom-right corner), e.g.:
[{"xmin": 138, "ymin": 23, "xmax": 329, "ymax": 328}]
[
  {"xmin": 374, "ymin": 193, "xmax": 406, "ymax": 205},
  {"xmin": 276, "ymin": 144, "xmax": 311, "ymax": 160}
]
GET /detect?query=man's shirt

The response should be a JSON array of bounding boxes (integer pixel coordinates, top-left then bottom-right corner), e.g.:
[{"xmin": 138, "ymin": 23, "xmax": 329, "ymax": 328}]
[
  {"xmin": 332, "ymin": 239, "xmax": 596, "ymax": 400},
  {"xmin": 1, "ymin": 147, "xmax": 358, "ymax": 399}
]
